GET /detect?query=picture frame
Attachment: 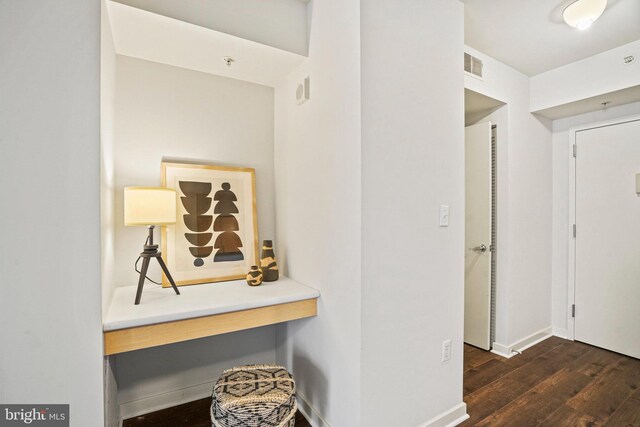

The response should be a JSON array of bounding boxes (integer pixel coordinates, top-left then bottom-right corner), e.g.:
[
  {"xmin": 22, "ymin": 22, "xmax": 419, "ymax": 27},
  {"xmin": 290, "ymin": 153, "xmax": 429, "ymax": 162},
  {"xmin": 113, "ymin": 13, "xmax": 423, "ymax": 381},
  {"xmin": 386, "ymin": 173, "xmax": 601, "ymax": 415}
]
[{"xmin": 161, "ymin": 162, "xmax": 259, "ymax": 287}]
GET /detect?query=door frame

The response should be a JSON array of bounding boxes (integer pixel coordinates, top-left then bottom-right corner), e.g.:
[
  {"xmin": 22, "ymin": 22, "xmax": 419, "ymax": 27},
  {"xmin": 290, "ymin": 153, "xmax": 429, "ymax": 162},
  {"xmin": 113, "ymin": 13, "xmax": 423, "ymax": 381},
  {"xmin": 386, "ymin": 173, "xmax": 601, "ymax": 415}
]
[{"xmin": 567, "ymin": 114, "xmax": 640, "ymax": 341}]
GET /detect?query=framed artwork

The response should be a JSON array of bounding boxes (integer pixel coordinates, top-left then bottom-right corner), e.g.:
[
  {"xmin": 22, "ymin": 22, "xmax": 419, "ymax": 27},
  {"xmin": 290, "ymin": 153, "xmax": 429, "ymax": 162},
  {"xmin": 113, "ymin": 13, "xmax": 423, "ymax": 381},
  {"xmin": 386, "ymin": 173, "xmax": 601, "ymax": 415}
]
[{"xmin": 161, "ymin": 162, "xmax": 259, "ymax": 286}]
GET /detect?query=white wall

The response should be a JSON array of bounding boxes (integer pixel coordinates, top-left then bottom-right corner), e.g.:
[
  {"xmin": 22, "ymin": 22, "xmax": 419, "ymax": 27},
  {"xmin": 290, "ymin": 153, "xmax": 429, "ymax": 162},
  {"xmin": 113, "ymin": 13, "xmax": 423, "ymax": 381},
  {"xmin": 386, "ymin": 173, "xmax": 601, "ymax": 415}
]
[
  {"xmin": 112, "ymin": 55, "xmax": 278, "ymax": 416},
  {"xmin": 114, "ymin": 55, "xmax": 276, "ymax": 286},
  {"xmin": 113, "ymin": 0, "xmax": 309, "ymax": 56},
  {"xmin": 360, "ymin": 1, "xmax": 466, "ymax": 426},
  {"xmin": 273, "ymin": 0, "xmax": 362, "ymax": 425},
  {"xmin": 101, "ymin": 1, "xmax": 119, "ymax": 424},
  {"xmin": 465, "ymin": 46, "xmax": 553, "ymax": 350},
  {"xmin": 551, "ymin": 101, "xmax": 640, "ymax": 337},
  {"xmin": 0, "ymin": 1, "xmax": 105, "ymax": 425},
  {"xmin": 531, "ymin": 39, "xmax": 640, "ymax": 113},
  {"xmin": 102, "ymin": 0, "xmax": 117, "ymax": 318}
]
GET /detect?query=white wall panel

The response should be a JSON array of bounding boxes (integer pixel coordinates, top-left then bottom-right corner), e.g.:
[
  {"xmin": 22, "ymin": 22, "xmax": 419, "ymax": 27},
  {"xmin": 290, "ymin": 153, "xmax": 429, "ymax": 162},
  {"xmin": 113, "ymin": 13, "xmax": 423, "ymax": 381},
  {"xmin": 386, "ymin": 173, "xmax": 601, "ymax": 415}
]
[
  {"xmin": 361, "ymin": 1, "xmax": 466, "ymax": 425},
  {"xmin": 0, "ymin": 1, "xmax": 104, "ymax": 425}
]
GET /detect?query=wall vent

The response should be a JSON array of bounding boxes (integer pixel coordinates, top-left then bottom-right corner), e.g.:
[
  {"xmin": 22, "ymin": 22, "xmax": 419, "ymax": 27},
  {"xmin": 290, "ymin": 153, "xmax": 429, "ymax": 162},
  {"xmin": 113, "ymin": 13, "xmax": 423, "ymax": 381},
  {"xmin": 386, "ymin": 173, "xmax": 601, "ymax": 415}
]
[{"xmin": 464, "ymin": 52, "xmax": 483, "ymax": 79}]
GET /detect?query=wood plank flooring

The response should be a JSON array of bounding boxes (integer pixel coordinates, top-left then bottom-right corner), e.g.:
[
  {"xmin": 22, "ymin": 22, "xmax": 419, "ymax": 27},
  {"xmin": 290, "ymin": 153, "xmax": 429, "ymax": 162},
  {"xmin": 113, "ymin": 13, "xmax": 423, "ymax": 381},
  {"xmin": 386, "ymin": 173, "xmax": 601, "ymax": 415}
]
[
  {"xmin": 462, "ymin": 336, "xmax": 640, "ymax": 426},
  {"xmin": 122, "ymin": 398, "xmax": 311, "ymax": 427},
  {"xmin": 123, "ymin": 337, "xmax": 639, "ymax": 426}
]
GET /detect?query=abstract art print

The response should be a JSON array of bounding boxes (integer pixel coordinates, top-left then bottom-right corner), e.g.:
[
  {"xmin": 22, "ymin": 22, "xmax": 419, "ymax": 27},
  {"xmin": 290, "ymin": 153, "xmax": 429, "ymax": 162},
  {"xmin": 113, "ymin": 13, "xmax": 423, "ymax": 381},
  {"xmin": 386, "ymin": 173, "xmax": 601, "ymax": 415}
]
[{"xmin": 161, "ymin": 162, "xmax": 258, "ymax": 286}]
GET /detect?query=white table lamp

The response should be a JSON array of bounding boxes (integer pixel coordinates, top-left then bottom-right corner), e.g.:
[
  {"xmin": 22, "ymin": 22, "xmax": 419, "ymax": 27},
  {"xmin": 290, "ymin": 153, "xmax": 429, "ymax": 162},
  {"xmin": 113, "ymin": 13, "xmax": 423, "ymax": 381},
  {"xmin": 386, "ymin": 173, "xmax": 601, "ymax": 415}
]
[{"xmin": 124, "ymin": 187, "xmax": 180, "ymax": 305}]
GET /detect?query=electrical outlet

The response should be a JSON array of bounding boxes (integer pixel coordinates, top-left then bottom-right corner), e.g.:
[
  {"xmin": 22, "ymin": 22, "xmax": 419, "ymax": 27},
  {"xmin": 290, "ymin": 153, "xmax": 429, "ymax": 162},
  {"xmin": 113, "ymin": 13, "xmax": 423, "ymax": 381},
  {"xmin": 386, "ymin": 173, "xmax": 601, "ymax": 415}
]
[{"xmin": 442, "ymin": 339, "xmax": 452, "ymax": 362}]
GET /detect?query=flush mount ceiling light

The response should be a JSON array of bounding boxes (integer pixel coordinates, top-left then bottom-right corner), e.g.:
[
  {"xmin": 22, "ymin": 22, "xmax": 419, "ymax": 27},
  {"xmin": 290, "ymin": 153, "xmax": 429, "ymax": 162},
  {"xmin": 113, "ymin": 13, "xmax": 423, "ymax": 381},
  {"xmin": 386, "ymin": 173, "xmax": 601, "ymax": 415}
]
[{"xmin": 563, "ymin": 0, "xmax": 607, "ymax": 30}]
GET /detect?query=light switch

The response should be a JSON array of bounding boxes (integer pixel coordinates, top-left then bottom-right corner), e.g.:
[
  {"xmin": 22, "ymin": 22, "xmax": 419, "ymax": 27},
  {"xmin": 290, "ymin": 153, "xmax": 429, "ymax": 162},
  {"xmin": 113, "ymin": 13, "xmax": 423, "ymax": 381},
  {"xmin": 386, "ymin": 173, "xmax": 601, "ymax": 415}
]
[
  {"xmin": 296, "ymin": 76, "xmax": 310, "ymax": 105},
  {"xmin": 439, "ymin": 205, "xmax": 449, "ymax": 227}
]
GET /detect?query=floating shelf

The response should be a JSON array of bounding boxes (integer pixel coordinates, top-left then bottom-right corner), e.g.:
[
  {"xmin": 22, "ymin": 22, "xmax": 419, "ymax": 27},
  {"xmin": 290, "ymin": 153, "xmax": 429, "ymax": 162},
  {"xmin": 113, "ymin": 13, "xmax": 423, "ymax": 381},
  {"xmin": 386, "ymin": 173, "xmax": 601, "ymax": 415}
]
[{"xmin": 103, "ymin": 277, "xmax": 319, "ymax": 355}]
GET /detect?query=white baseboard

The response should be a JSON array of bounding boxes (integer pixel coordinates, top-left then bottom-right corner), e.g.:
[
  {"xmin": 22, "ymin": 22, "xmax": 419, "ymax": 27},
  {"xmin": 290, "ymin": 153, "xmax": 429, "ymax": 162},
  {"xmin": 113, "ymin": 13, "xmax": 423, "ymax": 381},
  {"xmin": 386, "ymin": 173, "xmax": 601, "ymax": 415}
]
[
  {"xmin": 514, "ymin": 327, "xmax": 552, "ymax": 352},
  {"xmin": 552, "ymin": 326, "xmax": 568, "ymax": 339},
  {"xmin": 119, "ymin": 381, "xmax": 214, "ymax": 421},
  {"xmin": 491, "ymin": 327, "xmax": 553, "ymax": 359},
  {"xmin": 417, "ymin": 402, "xmax": 469, "ymax": 427},
  {"xmin": 297, "ymin": 392, "xmax": 331, "ymax": 427},
  {"xmin": 491, "ymin": 342, "xmax": 515, "ymax": 359},
  {"xmin": 297, "ymin": 395, "xmax": 468, "ymax": 427}
]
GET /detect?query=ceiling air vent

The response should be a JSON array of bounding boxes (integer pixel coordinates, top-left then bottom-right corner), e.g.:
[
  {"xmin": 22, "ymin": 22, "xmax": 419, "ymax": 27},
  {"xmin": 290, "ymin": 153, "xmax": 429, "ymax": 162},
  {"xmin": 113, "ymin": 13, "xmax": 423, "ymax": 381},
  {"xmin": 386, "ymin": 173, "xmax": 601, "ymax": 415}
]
[{"xmin": 464, "ymin": 52, "xmax": 483, "ymax": 79}]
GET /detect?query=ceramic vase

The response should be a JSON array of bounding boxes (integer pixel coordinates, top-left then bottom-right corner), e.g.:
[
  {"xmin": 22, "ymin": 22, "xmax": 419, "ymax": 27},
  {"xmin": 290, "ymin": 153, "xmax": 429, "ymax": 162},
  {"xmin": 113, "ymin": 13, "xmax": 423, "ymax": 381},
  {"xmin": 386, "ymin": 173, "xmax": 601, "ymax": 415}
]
[
  {"xmin": 246, "ymin": 266, "xmax": 263, "ymax": 286},
  {"xmin": 260, "ymin": 240, "xmax": 279, "ymax": 282}
]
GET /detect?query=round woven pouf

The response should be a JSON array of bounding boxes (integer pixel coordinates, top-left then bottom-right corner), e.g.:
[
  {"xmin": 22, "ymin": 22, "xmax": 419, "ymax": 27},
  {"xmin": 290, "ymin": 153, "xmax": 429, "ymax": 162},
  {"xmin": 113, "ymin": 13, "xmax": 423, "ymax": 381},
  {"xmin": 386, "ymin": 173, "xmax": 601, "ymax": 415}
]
[{"xmin": 211, "ymin": 365, "xmax": 297, "ymax": 427}]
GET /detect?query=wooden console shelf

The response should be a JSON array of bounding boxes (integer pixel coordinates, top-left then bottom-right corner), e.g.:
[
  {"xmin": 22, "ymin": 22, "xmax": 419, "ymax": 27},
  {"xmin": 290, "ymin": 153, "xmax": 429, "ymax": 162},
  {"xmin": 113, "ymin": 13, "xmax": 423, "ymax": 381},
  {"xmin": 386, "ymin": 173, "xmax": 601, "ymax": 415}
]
[{"xmin": 103, "ymin": 277, "xmax": 319, "ymax": 355}]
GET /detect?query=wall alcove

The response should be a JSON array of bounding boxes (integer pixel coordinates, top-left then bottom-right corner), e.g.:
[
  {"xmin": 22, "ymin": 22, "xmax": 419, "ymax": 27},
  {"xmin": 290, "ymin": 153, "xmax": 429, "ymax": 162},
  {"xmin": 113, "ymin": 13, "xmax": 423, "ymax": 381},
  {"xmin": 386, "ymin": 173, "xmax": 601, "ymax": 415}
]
[{"xmin": 100, "ymin": 1, "xmax": 313, "ymax": 423}]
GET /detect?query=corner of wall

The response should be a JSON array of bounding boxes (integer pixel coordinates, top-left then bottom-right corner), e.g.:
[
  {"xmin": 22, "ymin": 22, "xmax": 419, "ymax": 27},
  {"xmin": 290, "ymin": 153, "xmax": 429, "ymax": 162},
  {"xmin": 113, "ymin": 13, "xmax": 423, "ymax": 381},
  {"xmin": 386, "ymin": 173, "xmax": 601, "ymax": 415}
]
[
  {"xmin": 273, "ymin": 0, "xmax": 362, "ymax": 425},
  {"xmin": 101, "ymin": 0, "xmax": 117, "ymax": 318},
  {"xmin": 104, "ymin": 356, "xmax": 119, "ymax": 427}
]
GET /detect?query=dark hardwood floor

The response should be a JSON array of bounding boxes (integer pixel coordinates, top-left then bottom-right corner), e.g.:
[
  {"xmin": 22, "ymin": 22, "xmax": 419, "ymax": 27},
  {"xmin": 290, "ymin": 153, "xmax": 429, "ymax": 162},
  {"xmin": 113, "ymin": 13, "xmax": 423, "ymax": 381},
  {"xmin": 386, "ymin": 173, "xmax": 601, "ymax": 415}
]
[
  {"xmin": 122, "ymin": 397, "xmax": 311, "ymax": 427},
  {"xmin": 462, "ymin": 336, "xmax": 640, "ymax": 426},
  {"xmin": 124, "ymin": 337, "xmax": 639, "ymax": 426}
]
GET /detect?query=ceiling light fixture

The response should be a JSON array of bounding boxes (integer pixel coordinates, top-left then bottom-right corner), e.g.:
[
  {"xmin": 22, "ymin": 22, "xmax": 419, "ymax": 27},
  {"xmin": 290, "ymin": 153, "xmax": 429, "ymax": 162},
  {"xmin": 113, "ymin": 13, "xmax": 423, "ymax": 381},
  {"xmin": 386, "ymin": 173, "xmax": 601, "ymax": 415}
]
[{"xmin": 563, "ymin": 0, "xmax": 607, "ymax": 30}]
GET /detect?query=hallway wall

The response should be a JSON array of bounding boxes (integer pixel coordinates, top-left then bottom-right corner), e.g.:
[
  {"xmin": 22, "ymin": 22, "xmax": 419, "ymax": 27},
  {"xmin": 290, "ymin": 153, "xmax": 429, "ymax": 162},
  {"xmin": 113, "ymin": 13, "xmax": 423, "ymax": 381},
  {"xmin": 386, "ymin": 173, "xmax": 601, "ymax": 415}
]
[
  {"xmin": 361, "ymin": 1, "xmax": 467, "ymax": 425},
  {"xmin": 0, "ymin": 1, "xmax": 104, "ymax": 425}
]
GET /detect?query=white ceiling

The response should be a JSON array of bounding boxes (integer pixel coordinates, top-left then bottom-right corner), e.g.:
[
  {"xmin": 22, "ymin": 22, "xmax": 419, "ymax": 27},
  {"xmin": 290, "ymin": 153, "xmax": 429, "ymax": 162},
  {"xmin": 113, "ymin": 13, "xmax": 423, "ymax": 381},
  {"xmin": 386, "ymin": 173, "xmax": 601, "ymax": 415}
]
[
  {"xmin": 107, "ymin": 1, "xmax": 306, "ymax": 87},
  {"xmin": 112, "ymin": 0, "xmax": 309, "ymax": 56},
  {"xmin": 463, "ymin": 0, "xmax": 640, "ymax": 76}
]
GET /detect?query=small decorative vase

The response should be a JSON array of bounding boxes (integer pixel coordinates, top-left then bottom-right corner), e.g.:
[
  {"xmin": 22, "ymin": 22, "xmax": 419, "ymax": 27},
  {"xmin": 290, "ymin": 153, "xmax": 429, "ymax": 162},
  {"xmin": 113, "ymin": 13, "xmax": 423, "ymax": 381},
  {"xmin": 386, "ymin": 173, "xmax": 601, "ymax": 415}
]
[
  {"xmin": 246, "ymin": 266, "xmax": 263, "ymax": 286},
  {"xmin": 260, "ymin": 240, "xmax": 279, "ymax": 282}
]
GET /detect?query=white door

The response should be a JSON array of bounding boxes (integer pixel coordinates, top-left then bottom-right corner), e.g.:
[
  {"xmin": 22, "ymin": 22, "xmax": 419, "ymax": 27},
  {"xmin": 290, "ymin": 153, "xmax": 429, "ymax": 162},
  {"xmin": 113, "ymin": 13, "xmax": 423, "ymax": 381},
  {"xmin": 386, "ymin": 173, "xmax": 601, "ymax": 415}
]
[
  {"xmin": 465, "ymin": 121, "xmax": 492, "ymax": 350},
  {"xmin": 575, "ymin": 118, "xmax": 640, "ymax": 359}
]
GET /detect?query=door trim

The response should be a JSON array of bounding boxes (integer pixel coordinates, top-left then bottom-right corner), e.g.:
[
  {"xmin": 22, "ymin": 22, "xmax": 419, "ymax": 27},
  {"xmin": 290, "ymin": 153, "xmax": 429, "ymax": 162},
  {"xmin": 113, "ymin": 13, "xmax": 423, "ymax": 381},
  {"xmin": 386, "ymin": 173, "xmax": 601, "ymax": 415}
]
[{"xmin": 567, "ymin": 114, "xmax": 640, "ymax": 341}]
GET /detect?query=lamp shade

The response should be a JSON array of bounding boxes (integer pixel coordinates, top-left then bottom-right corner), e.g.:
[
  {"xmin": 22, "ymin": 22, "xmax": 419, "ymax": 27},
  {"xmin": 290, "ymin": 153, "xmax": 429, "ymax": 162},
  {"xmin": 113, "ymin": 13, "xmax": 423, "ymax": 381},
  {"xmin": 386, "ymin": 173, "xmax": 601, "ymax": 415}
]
[
  {"xmin": 124, "ymin": 187, "xmax": 176, "ymax": 226},
  {"xmin": 563, "ymin": 0, "xmax": 607, "ymax": 30}
]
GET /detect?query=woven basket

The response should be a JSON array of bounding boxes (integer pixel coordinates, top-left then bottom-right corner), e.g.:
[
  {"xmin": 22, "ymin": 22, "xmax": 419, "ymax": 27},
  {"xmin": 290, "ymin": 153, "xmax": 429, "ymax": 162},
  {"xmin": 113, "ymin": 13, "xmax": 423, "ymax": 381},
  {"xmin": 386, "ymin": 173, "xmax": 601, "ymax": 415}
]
[{"xmin": 211, "ymin": 365, "xmax": 296, "ymax": 427}]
